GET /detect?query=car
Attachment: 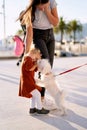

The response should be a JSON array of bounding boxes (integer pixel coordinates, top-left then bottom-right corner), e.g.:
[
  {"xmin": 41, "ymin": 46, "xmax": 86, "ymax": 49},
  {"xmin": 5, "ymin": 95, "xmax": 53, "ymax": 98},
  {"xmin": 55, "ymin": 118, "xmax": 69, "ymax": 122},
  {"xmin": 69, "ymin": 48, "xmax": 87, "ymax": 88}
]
[{"xmin": 55, "ymin": 50, "xmax": 78, "ymax": 57}]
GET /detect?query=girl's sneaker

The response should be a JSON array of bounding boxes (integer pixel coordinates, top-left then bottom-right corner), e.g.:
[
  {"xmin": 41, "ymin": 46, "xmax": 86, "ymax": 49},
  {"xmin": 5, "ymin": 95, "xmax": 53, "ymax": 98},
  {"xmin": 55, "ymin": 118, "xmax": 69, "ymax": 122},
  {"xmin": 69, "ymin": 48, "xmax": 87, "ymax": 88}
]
[
  {"xmin": 29, "ymin": 108, "xmax": 37, "ymax": 114},
  {"xmin": 36, "ymin": 108, "xmax": 49, "ymax": 114}
]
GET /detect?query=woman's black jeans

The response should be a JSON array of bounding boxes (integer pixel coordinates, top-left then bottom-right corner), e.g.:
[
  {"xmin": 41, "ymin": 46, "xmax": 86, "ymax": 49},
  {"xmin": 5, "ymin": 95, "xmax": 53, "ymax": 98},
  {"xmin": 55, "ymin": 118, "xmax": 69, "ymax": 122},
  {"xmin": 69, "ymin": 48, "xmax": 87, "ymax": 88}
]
[
  {"xmin": 33, "ymin": 28, "xmax": 55, "ymax": 97},
  {"xmin": 33, "ymin": 28, "xmax": 55, "ymax": 67}
]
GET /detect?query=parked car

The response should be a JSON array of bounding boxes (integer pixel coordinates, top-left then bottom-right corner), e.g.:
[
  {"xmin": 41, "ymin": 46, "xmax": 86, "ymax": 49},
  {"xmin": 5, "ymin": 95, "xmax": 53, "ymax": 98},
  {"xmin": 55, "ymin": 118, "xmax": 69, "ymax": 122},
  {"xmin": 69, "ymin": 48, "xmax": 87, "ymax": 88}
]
[{"xmin": 55, "ymin": 50, "xmax": 78, "ymax": 57}]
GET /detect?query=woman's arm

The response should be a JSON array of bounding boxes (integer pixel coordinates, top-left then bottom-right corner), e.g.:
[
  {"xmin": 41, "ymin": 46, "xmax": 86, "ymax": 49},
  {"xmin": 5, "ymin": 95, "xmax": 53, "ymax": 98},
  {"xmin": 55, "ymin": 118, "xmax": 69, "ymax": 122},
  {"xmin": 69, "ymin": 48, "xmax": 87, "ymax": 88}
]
[
  {"xmin": 25, "ymin": 24, "xmax": 33, "ymax": 54},
  {"xmin": 44, "ymin": 2, "xmax": 59, "ymax": 26}
]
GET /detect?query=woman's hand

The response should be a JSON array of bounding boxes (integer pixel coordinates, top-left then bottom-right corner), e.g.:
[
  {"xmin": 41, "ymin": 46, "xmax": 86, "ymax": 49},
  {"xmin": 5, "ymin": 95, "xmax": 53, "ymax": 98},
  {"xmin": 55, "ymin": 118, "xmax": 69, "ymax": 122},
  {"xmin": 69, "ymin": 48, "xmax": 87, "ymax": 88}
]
[
  {"xmin": 36, "ymin": 2, "xmax": 50, "ymax": 12},
  {"xmin": 44, "ymin": 2, "xmax": 50, "ymax": 12}
]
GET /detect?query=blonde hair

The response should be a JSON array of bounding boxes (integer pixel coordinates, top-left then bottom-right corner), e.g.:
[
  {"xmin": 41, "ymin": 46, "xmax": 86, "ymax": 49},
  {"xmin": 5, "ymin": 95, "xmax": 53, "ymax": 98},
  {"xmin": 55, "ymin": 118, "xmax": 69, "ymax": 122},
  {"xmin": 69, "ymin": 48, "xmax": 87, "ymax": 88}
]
[
  {"xmin": 17, "ymin": 0, "xmax": 33, "ymax": 27},
  {"xmin": 29, "ymin": 48, "xmax": 41, "ymax": 55},
  {"xmin": 21, "ymin": 9, "xmax": 32, "ymax": 27}
]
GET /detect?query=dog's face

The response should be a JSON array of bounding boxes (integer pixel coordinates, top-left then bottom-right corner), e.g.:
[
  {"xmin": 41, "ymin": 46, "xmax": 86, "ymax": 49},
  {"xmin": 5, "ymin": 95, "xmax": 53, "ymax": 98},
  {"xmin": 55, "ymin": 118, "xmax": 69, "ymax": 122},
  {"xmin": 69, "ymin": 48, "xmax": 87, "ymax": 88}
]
[{"xmin": 37, "ymin": 59, "xmax": 52, "ymax": 75}]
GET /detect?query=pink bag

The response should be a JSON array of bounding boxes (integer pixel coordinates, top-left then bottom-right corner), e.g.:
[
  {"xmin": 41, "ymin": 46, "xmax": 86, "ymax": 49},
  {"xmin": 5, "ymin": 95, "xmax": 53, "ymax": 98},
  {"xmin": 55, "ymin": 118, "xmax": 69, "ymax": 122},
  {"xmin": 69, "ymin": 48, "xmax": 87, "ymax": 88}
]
[{"xmin": 13, "ymin": 35, "xmax": 25, "ymax": 56}]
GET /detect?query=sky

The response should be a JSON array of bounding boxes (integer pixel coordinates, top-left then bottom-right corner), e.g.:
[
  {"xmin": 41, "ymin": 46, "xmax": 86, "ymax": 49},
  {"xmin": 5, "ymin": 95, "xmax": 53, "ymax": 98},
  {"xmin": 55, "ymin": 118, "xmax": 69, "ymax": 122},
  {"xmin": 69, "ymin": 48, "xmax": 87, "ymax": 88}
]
[{"xmin": 0, "ymin": 0, "xmax": 87, "ymax": 39}]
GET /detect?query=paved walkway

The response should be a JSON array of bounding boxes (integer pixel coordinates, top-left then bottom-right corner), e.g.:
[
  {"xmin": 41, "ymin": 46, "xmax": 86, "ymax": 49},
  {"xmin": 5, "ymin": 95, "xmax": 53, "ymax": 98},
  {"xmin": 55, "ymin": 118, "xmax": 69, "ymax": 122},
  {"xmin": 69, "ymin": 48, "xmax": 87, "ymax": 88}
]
[{"xmin": 0, "ymin": 57, "xmax": 87, "ymax": 130}]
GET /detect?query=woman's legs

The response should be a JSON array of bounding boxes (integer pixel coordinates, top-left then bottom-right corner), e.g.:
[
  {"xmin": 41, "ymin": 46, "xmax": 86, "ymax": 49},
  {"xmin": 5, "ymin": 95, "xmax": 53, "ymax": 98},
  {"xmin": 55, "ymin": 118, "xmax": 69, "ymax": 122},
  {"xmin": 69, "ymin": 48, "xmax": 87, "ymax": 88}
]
[
  {"xmin": 33, "ymin": 29, "xmax": 55, "ymax": 67},
  {"xmin": 47, "ymin": 39, "xmax": 55, "ymax": 67},
  {"xmin": 34, "ymin": 39, "xmax": 50, "ymax": 60},
  {"xmin": 40, "ymin": 87, "xmax": 45, "ymax": 101},
  {"xmin": 33, "ymin": 28, "xmax": 55, "ymax": 103}
]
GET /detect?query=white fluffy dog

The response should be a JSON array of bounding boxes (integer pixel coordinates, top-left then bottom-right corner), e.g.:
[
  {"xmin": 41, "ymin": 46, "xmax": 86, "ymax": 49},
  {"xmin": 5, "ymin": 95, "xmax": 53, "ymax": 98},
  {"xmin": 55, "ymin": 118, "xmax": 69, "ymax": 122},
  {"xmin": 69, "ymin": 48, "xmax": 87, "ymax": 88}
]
[{"xmin": 37, "ymin": 59, "xmax": 66, "ymax": 115}]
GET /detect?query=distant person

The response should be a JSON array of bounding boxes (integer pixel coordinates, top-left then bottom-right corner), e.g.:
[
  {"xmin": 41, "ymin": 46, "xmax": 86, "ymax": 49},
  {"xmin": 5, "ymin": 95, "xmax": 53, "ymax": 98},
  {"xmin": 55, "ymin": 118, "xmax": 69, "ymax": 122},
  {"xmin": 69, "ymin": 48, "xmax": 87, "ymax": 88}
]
[{"xmin": 19, "ymin": 48, "xmax": 50, "ymax": 114}]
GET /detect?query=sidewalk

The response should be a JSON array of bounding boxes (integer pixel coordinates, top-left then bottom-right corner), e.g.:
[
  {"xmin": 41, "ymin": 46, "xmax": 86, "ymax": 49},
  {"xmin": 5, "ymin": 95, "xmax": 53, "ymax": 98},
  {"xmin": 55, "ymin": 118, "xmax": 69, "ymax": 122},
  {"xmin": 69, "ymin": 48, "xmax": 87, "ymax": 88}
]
[
  {"xmin": 0, "ymin": 50, "xmax": 18, "ymax": 59},
  {"xmin": 0, "ymin": 57, "xmax": 87, "ymax": 130}
]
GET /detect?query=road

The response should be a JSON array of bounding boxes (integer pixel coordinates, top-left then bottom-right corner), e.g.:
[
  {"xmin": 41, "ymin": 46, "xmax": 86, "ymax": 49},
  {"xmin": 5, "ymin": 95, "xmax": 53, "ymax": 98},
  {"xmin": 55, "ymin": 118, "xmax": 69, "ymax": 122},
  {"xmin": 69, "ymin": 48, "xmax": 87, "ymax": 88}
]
[{"xmin": 0, "ymin": 57, "xmax": 87, "ymax": 130}]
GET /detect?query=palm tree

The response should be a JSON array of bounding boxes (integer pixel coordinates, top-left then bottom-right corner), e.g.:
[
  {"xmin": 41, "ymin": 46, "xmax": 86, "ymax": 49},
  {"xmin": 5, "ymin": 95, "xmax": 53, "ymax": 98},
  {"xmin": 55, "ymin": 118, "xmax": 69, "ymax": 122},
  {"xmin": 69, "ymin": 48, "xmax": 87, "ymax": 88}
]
[
  {"xmin": 54, "ymin": 17, "xmax": 66, "ymax": 44},
  {"xmin": 67, "ymin": 20, "xmax": 82, "ymax": 43},
  {"xmin": 65, "ymin": 22, "xmax": 73, "ymax": 42}
]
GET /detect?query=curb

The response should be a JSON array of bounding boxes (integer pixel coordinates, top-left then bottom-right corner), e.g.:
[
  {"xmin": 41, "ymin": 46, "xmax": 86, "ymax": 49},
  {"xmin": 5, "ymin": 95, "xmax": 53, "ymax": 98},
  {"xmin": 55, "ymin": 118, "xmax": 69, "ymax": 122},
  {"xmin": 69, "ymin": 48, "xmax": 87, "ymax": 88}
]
[{"xmin": 0, "ymin": 56, "xmax": 19, "ymax": 60}]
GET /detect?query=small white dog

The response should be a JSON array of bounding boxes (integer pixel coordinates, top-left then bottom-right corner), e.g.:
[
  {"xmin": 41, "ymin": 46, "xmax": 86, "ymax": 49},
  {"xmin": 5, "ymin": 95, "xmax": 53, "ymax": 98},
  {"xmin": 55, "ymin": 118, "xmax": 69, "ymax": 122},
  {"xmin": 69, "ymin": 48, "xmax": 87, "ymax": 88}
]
[{"xmin": 37, "ymin": 59, "xmax": 66, "ymax": 115}]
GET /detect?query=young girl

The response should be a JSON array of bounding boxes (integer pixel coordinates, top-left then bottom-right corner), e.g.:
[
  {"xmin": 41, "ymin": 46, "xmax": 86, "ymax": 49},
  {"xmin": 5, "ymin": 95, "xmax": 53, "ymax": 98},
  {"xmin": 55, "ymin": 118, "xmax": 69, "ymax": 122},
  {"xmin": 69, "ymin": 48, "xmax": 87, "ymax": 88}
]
[{"xmin": 19, "ymin": 48, "xmax": 49, "ymax": 114}]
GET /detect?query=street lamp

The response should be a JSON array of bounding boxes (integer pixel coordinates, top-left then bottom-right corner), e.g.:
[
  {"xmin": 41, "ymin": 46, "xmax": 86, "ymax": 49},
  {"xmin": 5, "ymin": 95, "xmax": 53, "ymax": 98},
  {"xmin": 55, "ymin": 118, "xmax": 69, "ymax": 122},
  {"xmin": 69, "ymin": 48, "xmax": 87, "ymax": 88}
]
[
  {"xmin": 0, "ymin": 12, "xmax": 3, "ymax": 14},
  {"xmin": 0, "ymin": 0, "xmax": 6, "ymax": 46},
  {"xmin": 3, "ymin": 0, "xmax": 6, "ymax": 46}
]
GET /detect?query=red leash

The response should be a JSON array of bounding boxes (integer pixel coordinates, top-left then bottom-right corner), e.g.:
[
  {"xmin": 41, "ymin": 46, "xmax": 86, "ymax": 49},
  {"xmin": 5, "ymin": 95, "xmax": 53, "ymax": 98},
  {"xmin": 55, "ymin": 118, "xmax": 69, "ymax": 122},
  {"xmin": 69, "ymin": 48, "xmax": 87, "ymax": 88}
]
[{"xmin": 54, "ymin": 63, "xmax": 87, "ymax": 77}]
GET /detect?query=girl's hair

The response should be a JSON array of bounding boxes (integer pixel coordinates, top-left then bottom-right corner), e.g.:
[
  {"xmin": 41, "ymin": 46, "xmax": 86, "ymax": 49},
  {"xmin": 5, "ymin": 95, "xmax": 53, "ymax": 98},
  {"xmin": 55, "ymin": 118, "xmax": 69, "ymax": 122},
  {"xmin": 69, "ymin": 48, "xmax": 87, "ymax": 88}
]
[
  {"xmin": 22, "ymin": 48, "xmax": 41, "ymax": 64},
  {"xmin": 29, "ymin": 48, "xmax": 41, "ymax": 55},
  {"xmin": 17, "ymin": 0, "xmax": 49, "ymax": 26}
]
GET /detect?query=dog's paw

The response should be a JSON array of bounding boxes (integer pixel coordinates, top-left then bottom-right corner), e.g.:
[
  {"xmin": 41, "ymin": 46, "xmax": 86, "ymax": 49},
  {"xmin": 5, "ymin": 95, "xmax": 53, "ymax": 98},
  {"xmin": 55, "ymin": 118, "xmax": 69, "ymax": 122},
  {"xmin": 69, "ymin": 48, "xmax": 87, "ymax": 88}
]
[
  {"xmin": 50, "ymin": 107, "xmax": 67, "ymax": 116},
  {"xmin": 42, "ymin": 97, "xmax": 58, "ymax": 110},
  {"xmin": 58, "ymin": 107, "xmax": 67, "ymax": 116}
]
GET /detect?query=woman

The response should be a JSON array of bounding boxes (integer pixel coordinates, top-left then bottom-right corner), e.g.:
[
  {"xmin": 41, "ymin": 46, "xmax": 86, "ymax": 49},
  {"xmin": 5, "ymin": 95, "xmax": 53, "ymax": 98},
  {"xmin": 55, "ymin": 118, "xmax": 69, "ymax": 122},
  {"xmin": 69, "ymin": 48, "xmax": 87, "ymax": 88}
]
[
  {"xmin": 18, "ymin": 0, "xmax": 59, "ymax": 67},
  {"xmin": 18, "ymin": 0, "xmax": 59, "ymax": 102},
  {"xmin": 32, "ymin": 0, "xmax": 59, "ymax": 67}
]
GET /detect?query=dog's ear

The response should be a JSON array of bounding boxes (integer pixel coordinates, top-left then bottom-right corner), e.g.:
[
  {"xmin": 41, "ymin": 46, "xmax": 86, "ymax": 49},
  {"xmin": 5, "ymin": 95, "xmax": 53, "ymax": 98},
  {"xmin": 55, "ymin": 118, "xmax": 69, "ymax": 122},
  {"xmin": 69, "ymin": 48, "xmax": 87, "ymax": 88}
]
[{"xmin": 37, "ymin": 59, "xmax": 41, "ymax": 64}]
